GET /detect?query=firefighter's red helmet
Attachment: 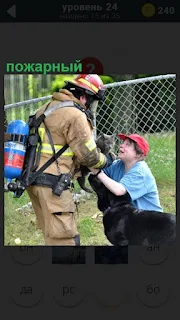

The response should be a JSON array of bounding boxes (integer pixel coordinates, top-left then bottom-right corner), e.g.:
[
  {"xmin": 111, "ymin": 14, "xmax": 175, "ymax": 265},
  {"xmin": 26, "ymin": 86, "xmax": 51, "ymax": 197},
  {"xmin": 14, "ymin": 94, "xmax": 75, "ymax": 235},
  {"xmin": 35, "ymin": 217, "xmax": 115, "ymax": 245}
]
[{"xmin": 66, "ymin": 74, "xmax": 104, "ymax": 101}]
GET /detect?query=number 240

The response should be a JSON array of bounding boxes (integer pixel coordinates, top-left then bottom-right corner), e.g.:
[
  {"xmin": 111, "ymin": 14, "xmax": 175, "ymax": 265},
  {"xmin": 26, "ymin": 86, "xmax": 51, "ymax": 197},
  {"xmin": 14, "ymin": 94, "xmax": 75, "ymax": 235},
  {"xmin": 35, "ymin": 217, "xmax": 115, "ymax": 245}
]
[{"xmin": 158, "ymin": 7, "xmax": 175, "ymax": 15}]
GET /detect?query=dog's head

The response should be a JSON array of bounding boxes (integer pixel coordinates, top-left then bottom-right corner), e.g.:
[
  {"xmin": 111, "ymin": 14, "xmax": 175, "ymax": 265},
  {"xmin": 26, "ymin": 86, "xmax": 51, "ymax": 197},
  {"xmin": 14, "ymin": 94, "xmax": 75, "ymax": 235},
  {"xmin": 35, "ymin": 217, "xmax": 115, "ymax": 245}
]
[
  {"xmin": 88, "ymin": 174, "xmax": 105, "ymax": 193},
  {"xmin": 88, "ymin": 174, "xmax": 110, "ymax": 212},
  {"xmin": 88, "ymin": 174, "xmax": 130, "ymax": 213}
]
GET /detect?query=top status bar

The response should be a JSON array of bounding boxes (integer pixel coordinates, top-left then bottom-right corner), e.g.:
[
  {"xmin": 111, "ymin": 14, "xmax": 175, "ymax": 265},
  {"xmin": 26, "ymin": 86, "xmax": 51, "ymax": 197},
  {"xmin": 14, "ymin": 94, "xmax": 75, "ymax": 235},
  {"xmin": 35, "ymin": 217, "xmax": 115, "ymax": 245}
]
[{"xmin": 0, "ymin": 2, "xmax": 179, "ymax": 22}]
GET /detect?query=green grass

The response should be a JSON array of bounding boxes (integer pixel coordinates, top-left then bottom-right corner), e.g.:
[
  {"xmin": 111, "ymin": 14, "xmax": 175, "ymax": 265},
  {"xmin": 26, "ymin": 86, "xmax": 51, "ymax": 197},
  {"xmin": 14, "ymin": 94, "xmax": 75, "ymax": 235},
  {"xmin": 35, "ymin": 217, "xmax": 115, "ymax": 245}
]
[
  {"xmin": 4, "ymin": 133, "xmax": 176, "ymax": 246},
  {"xmin": 4, "ymin": 191, "xmax": 44, "ymax": 246},
  {"xmin": 144, "ymin": 132, "xmax": 175, "ymax": 185},
  {"xmin": 4, "ymin": 184, "xmax": 175, "ymax": 246}
]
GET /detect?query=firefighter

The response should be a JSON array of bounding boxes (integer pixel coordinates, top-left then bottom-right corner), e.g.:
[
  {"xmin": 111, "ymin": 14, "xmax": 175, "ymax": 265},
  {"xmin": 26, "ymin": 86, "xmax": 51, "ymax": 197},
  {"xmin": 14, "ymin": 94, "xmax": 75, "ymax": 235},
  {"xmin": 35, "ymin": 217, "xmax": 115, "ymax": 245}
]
[{"xmin": 27, "ymin": 74, "xmax": 112, "ymax": 246}]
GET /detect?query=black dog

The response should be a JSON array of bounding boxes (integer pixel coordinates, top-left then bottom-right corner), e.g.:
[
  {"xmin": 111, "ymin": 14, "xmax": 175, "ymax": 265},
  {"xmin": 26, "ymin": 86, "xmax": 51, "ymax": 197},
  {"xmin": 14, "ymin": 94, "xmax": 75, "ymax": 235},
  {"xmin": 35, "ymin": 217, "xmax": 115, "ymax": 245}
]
[{"xmin": 88, "ymin": 174, "xmax": 176, "ymax": 246}]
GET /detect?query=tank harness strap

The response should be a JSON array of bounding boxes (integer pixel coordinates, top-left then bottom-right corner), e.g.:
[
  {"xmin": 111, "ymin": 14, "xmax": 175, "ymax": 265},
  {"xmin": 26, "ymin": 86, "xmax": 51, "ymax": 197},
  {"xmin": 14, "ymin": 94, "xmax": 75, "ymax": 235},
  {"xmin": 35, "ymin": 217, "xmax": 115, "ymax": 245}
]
[
  {"xmin": 29, "ymin": 102, "xmax": 52, "ymax": 172},
  {"xmin": 19, "ymin": 100, "xmax": 90, "ymax": 187},
  {"xmin": 43, "ymin": 118, "xmax": 61, "ymax": 174},
  {"xmin": 30, "ymin": 173, "xmax": 69, "ymax": 190},
  {"xmin": 27, "ymin": 144, "xmax": 69, "ymax": 185}
]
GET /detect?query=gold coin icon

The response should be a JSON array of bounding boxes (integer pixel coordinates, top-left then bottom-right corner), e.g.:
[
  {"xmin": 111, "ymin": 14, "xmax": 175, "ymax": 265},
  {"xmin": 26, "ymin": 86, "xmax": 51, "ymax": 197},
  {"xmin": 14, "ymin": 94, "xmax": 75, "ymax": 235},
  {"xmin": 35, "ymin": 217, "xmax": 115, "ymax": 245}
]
[{"xmin": 141, "ymin": 3, "xmax": 156, "ymax": 17}]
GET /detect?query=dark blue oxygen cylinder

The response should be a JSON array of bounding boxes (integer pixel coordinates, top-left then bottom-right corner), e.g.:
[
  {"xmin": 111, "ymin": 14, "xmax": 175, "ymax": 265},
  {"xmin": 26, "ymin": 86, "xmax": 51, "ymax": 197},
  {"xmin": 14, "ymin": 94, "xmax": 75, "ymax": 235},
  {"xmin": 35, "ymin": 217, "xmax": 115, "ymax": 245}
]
[{"xmin": 4, "ymin": 120, "xmax": 29, "ymax": 184}]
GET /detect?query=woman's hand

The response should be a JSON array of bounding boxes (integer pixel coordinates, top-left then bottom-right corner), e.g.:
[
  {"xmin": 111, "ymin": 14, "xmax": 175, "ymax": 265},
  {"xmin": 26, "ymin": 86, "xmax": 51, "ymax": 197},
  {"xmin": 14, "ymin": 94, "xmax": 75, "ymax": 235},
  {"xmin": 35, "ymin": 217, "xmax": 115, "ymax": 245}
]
[{"xmin": 89, "ymin": 167, "xmax": 127, "ymax": 196}]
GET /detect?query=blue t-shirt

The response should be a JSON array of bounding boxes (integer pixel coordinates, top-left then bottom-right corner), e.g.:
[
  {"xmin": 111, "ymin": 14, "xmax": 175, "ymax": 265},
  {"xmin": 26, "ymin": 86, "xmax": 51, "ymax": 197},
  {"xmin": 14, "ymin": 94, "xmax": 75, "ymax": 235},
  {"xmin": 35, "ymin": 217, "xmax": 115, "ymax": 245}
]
[{"xmin": 103, "ymin": 160, "xmax": 163, "ymax": 212}]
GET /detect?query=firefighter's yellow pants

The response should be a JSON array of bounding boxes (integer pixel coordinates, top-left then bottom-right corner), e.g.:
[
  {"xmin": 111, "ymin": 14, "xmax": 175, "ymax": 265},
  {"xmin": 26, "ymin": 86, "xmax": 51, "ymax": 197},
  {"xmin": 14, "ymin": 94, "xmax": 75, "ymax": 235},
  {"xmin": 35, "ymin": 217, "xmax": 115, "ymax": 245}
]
[{"xmin": 27, "ymin": 186, "xmax": 80, "ymax": 246}]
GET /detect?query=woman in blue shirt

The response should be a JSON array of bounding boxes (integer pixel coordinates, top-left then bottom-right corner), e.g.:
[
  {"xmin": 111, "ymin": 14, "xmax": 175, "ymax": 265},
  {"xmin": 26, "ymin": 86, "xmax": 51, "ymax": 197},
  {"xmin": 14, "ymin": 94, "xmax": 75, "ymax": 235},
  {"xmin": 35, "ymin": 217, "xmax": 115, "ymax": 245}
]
[{"xmin": 90, "ymin": 133, "xmax": 163, "ymax": 212}]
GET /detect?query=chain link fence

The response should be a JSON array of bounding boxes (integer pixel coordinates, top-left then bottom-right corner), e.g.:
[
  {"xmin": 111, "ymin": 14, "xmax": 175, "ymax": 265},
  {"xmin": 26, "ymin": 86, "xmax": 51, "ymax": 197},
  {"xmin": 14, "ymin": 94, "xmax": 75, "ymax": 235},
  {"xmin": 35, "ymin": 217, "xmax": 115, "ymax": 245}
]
[
  {"xmin": 97, "ymin": 74, "xmax": 176, "ymax": 155},
  {"xmin": 4, "ymin": 74, "xmax": 176, "ymax": 156}
]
